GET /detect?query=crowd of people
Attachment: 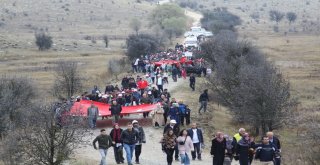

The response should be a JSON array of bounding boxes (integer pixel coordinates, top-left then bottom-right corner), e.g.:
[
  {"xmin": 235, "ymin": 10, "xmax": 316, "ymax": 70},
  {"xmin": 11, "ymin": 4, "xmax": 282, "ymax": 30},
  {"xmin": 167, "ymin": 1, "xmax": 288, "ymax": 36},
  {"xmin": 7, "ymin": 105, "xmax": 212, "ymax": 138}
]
[{"xmin": 86, "ymin": 45, "xmax": 283, "ymax": 165}]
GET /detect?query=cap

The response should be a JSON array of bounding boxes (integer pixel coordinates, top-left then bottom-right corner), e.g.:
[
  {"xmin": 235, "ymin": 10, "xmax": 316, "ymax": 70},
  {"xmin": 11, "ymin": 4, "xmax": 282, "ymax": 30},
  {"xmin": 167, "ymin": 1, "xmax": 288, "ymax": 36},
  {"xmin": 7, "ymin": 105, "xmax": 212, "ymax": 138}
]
[
  {"xmin": 132, "ymin": 120, "xmax": 138, "ymax": 124},
  {"xmin": 170, "ymin": 120, "xmax": 177, "ymax": 124},
  {"xmin": 118, "ymin": 94, "xmax": 123, "ymax": 97}
]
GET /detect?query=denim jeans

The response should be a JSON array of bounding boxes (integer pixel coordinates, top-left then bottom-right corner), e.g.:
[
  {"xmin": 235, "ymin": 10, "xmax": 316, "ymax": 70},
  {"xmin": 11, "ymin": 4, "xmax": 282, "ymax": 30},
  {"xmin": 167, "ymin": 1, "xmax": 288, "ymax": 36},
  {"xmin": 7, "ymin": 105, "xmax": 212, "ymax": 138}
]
[
  {"xmin": 99, "ymin": 149, "xmax": 108, "ymax": 165},
  {"xmin": 88, "ymin": 117, "xmax": 97, "ymax": 128},
  {"xmin": 180, "ymin": 153, "xmax": 190, "ymax": 165},
  {"xmin": 123, "ymin": 143, "xmax": 135, "ymax": 165},
  {"xmin": 198, "ymin": 101, "xmax": 208, "ymax": 113}
]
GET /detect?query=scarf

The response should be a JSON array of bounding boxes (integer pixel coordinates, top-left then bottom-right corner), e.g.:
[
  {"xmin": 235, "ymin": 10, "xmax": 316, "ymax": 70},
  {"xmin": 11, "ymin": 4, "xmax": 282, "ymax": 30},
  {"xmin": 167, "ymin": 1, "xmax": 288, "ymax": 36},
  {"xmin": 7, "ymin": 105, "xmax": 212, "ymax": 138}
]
[{"xmin": 113, "ymin": 128, "xmax": 121, "ymax": 142}]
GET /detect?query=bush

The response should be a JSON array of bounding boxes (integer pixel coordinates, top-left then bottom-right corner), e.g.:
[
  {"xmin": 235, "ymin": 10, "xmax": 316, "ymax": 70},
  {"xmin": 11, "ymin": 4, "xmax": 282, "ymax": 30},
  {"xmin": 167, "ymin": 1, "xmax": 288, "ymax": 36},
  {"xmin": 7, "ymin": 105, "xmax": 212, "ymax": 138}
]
[
  {"xmin": 35, "ymin": 33, "xmax": 53, "ymax": 51},
  {"xmin": 286, "ymin": 12, "xmax": 297, "ymax": 24},
  {"xmin": 201, "ymin": 8, "xmax": 241, "ymax": 34},
  {"xmin": 126, "ymin": 34, "xmax": 159, "ymax": 60},
  {"xmin": 269, "ymin": 10, "xmax": 285, "ymax": 24}
]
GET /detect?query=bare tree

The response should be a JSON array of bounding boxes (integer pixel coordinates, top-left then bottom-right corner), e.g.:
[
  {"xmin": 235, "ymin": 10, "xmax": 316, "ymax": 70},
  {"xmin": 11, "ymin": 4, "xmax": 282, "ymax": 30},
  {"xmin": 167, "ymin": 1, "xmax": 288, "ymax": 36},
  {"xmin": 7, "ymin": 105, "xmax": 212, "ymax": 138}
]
[
  {"xmin": 200, "ymin": 33, "xmax": 297, "ymax": 135},
  {"xmin": 102, "ymin": 35, "xmax": 109, "ymax": 48},
  {"xmin": 108, "ymin": 58, "xmax": 128, "ymax": 80},
  {"xmin": 269, "ymin": 10, "xmax": 285, "ymax": 24},
  {"xmin": 0, "ymin": 76, "xmax": 35, "ymax": 139},
  {"xmin": 19, "ymin": 102, "xmax": 89, "ymax": 165},
  {"xmin": 53, "ymin": 61, "xmax": 82, "ymax": 100},
  {"xmin": 130, "ymin": 18, "xmax": 142, "ymax": 35},
  {"xmin": 286, "ymin": 12, "xmax": 297, "ymax": 24}
]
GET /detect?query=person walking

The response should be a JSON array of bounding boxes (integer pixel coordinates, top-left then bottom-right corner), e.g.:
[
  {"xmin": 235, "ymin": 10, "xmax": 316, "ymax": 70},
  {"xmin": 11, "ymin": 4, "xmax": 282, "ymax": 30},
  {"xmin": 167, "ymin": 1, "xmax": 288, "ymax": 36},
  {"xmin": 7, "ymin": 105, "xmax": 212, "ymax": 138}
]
[
  {"xmin": 151, "ymin": 104, "xmax": 165, "ymax": 127},
  {"xmin": 87, "ymin": 102, "xmax": 99, "ymax": 128},
  {"xmin": 121, "ymin": 122, "xmax": 139, "ymax": 165},
  {"xmin": 198, "ymin": 89, "xmax": 209, "ymax": 114},
  {"xmin": 267, "ymin": 132, "xmax": 281, "ymax": 165},
  {"xmin": 156, "ymin": 75, "xmax": 164, "ymax": 92},
  {"xmin": 232, "ymin": 128, "xmax": 246, "ymax": 148},
  {"xmin": 164, "ymin": 120, "xmax": 180, "ymax": 161},
  {"xmin": 187, "ymin": 123, "xmax": 204, "ymax": 160},
  {"xmin": 235, "ymin": 133, "xmax": 252, "ymax": 165},
  {"xmin": 161, "ymin": 128, "xmax": 177, "ymax": 165},
  {"xmin": 93, "ymin": 129, "xmax": 113, "ymax": 165},
  {"xmin": 110, "ymin": 123, "xmax": 125, "ymax": 164},
  {"xmin": 132, "ymin": 120, "xmax": 146, "ymax": 164},
  {"xmin": 189, "ymin": 73, "xmax": 196, "ymax": 91},
  {"xmin": 169, "ymin": 103, "xmax": 180, "ymax": 126},
  {"xmin": 109, "ymin": 100, "xmax": 122, "ymax": 123},
  {"xmin": 255, "ymin": 136, "xmax": 277, "ymax": 165},
  {"xmin": 178, "ymin": 101, "xmax": 187, "ymax": 126},
  {"xmin": 210, "ymin": 132, "xmax": 226, "ymax": 165},
  {"xmin": 177, "ymin": 129, "xmax": 194, "ymax": 165},
  {"xmin": 185, "ymin": 105, "xmax": 191, "ymax": 126}
]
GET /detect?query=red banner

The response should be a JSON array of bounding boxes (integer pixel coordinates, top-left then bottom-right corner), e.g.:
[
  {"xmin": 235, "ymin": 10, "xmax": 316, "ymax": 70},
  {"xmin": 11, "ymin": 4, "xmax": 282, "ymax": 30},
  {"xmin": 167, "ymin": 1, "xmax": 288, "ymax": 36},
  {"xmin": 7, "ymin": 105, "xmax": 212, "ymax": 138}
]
[{"xmin": 69, "ymin": 100, "xmax": 157, "ymax": 117}]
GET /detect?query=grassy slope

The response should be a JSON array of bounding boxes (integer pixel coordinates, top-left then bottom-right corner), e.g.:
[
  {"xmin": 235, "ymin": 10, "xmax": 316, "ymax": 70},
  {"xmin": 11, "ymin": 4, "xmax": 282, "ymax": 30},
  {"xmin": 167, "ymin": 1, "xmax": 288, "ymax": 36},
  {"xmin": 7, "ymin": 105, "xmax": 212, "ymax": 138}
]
[
  {"xmin": 179, "ymin": 0, "xmax": 320, "ymax": 164},
  {"xmin": 0, "ymin": 0, "xmax": 156, "ymax": 97}
]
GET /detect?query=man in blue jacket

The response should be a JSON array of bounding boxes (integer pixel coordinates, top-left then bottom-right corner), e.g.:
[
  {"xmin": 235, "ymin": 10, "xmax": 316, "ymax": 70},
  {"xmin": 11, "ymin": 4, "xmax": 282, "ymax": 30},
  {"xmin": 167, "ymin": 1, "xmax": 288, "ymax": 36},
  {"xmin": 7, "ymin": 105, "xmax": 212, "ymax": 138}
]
[
  {"xmin": 255, "ymin": 136, "xmax": 277, "ymax": 165},
  {"xmin": 187, "ymin": 123, "xmax": 204, "ymax": 160}
]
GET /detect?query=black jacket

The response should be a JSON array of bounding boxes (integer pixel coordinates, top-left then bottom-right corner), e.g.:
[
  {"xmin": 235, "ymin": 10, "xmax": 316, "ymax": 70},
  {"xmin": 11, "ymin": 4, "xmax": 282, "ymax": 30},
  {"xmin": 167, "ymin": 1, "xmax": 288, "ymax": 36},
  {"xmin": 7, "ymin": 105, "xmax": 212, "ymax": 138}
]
[
  {"xmin": 187, "ymin": 128, "xmax": 204, "ymax": 143},
  {"xmin": 120, "ymin": 129, "xmax": 139, "ymax": 145},
  {"xmin": 189, "ymin": 75, "xmax": 195, "ymax": 83},
  {"xmin": 199, "ymin": 92, "xmax": 209, "ymax": 102},
  {"xmin": 269, "ymin": 136, "xmax": 281, "ymax": 150},
  {"xmin": 109, "ymin": 104, "xmax": 122, "ymax": 115},
  {"xmin": 93, "ymin": 134, "xmax": 113, "ymax": 149}
]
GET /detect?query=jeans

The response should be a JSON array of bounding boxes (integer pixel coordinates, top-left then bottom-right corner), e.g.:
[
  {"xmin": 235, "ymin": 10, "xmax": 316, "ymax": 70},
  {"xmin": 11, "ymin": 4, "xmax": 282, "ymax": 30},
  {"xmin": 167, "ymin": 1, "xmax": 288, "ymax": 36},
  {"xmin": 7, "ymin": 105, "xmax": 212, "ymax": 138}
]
[
  {"xmin": 88, "ymin": 117, "xmax": 97, "ymax": 128},
  {"xmin": 199, "ymin": 101, "xmax": 207, "ymax": 113},
  {"xmin": 191, "ymin": 143, "xmax": 201, "ymax": 159},
  {"xmin": 99, "ymin": 149, "xmax": 108, "ymax": 165},
  {"xmin": 157, "ymin": 85, "xmax": 163, "ymax": 92},
  {"xmin": 123, "ymin": 143, "xmax": 135, "ymax": 165},
  {"xmin": 166, "ymin": 148, "xmax": 175, "ymax": 164},
  {"xmin": 174, "ymin": 144, "xmax": 179, "ymax": 159},
  {"xmin": 185, "ymin": 113, "xmax": 190, "ymax": 125},
  {"xmin": 180, "ymin": 114, "xmax": 185, "ymax": 125},
  {"xmin": 135, "ymin": 144, "xmax": 142, "ymax": 162},
  {"xmin": 180, "ymin": 153, "xmax": 190, "ymax": 165},
  {"xmin": 114, "ymin": 146, "xmax": 124, "ymax": 163}
]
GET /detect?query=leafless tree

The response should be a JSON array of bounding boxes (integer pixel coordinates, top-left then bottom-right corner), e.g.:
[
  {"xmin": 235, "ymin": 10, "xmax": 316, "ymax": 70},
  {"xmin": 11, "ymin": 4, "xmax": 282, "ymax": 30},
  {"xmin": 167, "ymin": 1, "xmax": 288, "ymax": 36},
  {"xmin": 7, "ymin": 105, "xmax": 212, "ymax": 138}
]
[
  {"xmin": 130, "ymin": 18, "xmax": 142, "ymax": 35},
  {"xmin": 269, "ymin": 10, "xmax": 285, "ymax": 24},
  {"xmin": 0, "ymin": 76, "xmax": 35, "ymax": 139},
  {"xmin": 52, "ymin": 61, "xmax": 82, "ymax": 100},
  {"xmin": 201, "ymin": 33, "xmax": 297, "ymax": 135},
  {"xmin": 286, "ymin": 12, "xmax": 297, "ymax": 24},
  {"xmin": 17, "ymin": 103, "xmax": 89, "ymax": 165},
  {"xmin": 108, "ymin": 58, "xmax": 128, "ymax": 80},
  {"xmin": 102, "ymin": 35, "xmax": 109, "ymax": 48}
]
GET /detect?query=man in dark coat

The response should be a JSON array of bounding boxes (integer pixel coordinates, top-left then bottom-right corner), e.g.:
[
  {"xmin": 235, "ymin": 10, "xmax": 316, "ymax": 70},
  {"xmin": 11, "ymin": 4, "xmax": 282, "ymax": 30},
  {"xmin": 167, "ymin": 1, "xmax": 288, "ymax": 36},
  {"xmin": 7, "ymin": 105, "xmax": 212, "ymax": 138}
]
[
  {"xmin": 132, "ymin": 120, "xmax": 146, "ymax": 164},
  {"xmin": 109, "ymin": 100, "xmax": 122, "ymax": 123},
  {"xmin": 255, "ymin": 136, "xmax": 277, "ymax": 165},
  {"xmin": 267, "ymin": 132, "xmax": 281, "ymax": 165},
  {"xmin": 121, "ymin": 122, "xmax": 139, "ymax": 165},
  {"xmin": 236, "ymin": 133, "xmax": 251, "ymax": 165},
  {"xmin": 211, "ymin": 132, "xmax": 226, "ymax": 165},
  {"xmin": 198, "ymin": 89, "xmax": 209, "ymax": 114},
  {"xmin": 187, "ymin": 123, "xmax": 204, "ymax": 160},
  {"xmin": 189, "ymin": 73, "xmax": 196, "ymax": 91}
]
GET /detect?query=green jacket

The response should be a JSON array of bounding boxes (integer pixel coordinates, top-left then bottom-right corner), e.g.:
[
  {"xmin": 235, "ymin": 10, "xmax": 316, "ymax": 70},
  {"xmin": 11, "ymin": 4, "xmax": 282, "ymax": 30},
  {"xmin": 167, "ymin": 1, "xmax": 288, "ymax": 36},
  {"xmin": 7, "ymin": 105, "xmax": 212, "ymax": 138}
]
[{"xmin": 93, "ymin": 134, "xmax": 113, "ymax": 149}]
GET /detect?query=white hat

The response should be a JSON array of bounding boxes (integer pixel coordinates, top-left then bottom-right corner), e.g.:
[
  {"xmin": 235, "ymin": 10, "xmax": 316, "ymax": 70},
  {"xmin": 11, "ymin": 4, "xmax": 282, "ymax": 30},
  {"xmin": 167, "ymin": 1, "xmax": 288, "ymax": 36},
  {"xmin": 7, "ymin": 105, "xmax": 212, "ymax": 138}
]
[
  {"xmin": 118, "ymin": 94, "xmax": 123, "ymax": 97},
  {"xmin": 170, "ymin": 120, "xmax": 177, "ymax": 124},
  {"xmin": 133, "ymin": 88, "xmax": 138, "ymax": 92},
  {"xmin": 121, "ymin": 91, "xmax": 125, "ymax": 94},
  {"xmin": 148, "ymin": 91, "xmax": 152, "ymax": 94},
  {"xmin": 132, "ymin": 120, "xmax": 138, "ymax": 124}
]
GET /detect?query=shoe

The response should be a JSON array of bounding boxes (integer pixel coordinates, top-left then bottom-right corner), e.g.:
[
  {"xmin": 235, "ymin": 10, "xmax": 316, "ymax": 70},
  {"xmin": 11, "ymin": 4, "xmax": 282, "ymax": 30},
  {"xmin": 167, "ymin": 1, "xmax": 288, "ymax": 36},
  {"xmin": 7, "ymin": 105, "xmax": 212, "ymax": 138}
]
[
  {"xmin": 192, "ymin": 158, "xmax": 195, "ymax": 160},
  {"xmin": 135, "ymin": 161, "xmax": 140, "ymax": 164},
  {"xmin": 198, "ymin": 158, "xmax": 202, "ymax": 161},
  {"xmin": 175, "ymin": 158, "xmax": 179, "ymax": 161}
]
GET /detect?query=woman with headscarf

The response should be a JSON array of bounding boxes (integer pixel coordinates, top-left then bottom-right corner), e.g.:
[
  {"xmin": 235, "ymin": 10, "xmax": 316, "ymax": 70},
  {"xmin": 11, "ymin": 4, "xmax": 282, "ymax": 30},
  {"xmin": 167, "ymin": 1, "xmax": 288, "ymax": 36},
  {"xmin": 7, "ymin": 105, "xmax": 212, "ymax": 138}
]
[
  {"xmin": 151, "ymin": 104, "xmax": 165, "ymax": 127},
  {"xmin": 235, "ymin": 133, "xmax": 252, "ymax": 165},
  {"xmin": 210, "ymin": 132, "xmax": 226, "ymax": 165},
  {"xmin": 110, "ymin": 123, "xmax": 124, "ymax": 164}
]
